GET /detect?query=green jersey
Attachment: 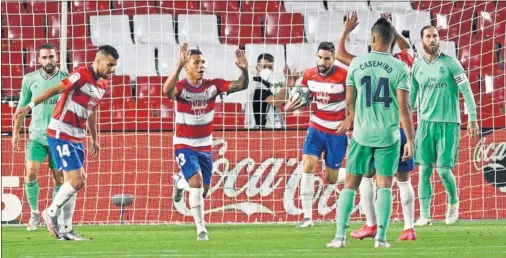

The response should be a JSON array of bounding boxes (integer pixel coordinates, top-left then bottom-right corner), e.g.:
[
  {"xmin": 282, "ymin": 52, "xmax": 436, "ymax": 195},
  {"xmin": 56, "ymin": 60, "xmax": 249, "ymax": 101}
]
[
  {"xmin": 347, "ymin": 51, "xmax": 410, "ymax": 148},
  {"xmin": 410, "ymin": 52, "xmax": 477, "ymax": 124},
  {"xmin": 18, "ymin": 69, "xmax": 69, "ymax": 145}
]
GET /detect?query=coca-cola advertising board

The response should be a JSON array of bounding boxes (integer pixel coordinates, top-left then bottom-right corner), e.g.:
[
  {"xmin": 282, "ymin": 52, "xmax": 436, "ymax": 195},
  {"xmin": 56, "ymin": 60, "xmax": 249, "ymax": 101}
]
[{"xmin": 2, "ymin": 129, "xmax": 505, "ymax": 224}]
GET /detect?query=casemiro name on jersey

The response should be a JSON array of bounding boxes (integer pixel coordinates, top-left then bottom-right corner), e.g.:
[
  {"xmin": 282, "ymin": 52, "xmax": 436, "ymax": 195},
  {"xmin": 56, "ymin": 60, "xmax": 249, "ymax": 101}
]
[{"xmin": 358, "ymin": 60, "xmax": 394, "ymax": 73}]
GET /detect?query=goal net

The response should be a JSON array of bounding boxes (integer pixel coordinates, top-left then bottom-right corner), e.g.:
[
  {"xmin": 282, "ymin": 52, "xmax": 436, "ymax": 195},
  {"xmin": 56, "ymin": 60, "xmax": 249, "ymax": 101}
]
[{"xmin": 1, "ymin": 0, "xmax": 505, "ymax": 225}]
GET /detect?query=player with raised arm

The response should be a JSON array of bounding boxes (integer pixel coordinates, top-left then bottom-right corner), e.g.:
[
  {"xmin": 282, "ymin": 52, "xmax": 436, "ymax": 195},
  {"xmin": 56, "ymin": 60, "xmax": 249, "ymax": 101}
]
[
  {"xmin": 12, "ymin": 43, "xmax": 68, "ymax": 231},
  {"xmin": 336, "ymin": 12, "xmax": 417, "ymax": 241},
  {"xmin": 14, "ymin": 45, "xmax": 119, "ymax": 241},
  {"xmin": 327, "ymin": 17, "xmax": 415, "ymax": 248},
  {"xmin": 411, "ymin": 26, "xmax": 479, "ymax": 226},
  {"xmin": 285, "ymin": 42, "xmax": 348, "ymax": 228},
  {"xmin": 164, "ymin": 43, "xmax": 249, "ymax": 241}
]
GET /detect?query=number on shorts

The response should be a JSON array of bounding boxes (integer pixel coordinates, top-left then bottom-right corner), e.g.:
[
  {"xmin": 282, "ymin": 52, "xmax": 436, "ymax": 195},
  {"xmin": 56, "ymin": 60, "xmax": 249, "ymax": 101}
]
[
  {"xmin": 56, "ymin": 144, "xmax": 70, "ymax": 158},
  {"xmin": 176, "ymin": 153, "xmax": 186, "ymax": 167}
]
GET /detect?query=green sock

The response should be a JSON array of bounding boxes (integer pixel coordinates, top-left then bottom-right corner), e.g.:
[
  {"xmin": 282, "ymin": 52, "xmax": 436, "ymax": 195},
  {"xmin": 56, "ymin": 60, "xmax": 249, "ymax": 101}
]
[
  {"xmin": 24, "ymin": 180, "xmax": 39, "ymax": 213},
  {"xmin": 418, "ymin": 166, "xmax": 433, "ymax": 219},
  {"xmin": 334, "ymin": 189, "xmax": 356, "ymax": 240},
  {"xmin": 53, "ymin": 186, "xmax": 61, "ymax": 201},
  {"xmin": 375, "ymin": 188, "xmax": 393, "ymax": 242},
  {"xmin": 437, "ymin": 168, "xmax": 459, "ymax": 205}
]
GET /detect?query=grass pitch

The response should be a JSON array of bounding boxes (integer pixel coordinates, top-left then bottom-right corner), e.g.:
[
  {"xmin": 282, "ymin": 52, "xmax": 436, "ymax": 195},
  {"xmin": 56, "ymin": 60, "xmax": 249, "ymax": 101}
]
[{"xmin": 3, "ymin": 221, "xmax": 506, "ymax": 257}]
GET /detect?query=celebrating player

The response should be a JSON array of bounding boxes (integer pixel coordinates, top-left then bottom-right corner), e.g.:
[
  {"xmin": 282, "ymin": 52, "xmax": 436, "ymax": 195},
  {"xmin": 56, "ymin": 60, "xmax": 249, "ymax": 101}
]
[
  {"xmin": 411, "ymin": 26, "xmax": 479, "ymax": 226},
  {"xmin": 335, "ymin": 12, "xmax": 417, "ymax": 241},
  {"xmin": 164, "ymin": 43, "xmax": 249, "ymax": 241},
  {"xmin": 12, "ymin": 43, "xmax": 68, "ymax": 231},
  {"xmin": 14, "ymin": 45, "xmax": 119, "ymax": 240},
  {"xmin": 285, "ymin": 42, "xmax": 348, "ymax": 228},
  {"xmin": 327, "ymin": 17, "xmax": 415, "ymax": 248}
]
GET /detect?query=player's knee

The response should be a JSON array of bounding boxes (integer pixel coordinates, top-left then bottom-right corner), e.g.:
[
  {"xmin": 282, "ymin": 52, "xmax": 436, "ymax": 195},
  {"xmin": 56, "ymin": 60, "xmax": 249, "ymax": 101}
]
[
  {"xmin": 52, "ymin": 170, "xmax": 64, "ymax": 186},
  {"xmin": 396, "ymin": 172, "xmax": 410, "ymax": 182},
  {"xmin": 25, "ymin": 164, "xmax": 39, "ymax": 182},
  {"xmin": 325, "ymin": 170, "xmax": 338, "ymax": 184},
  {"xmin": 188, "ymin": 172, "xmax": 203, "ymax": 188},
  {"xmin": 343, "ymin": 173, "xmax": 361, "ymax": 190},
  {"xmin": 375, "ymin": 176, "xmax": 393, "ymax": 188},
  {"xmin": 303, "ymin": 156, "xmax": 317, "ymax": 173},
  {"xmin": 70, "ymin": 178, "xmax": 85, "ymax": 190}
]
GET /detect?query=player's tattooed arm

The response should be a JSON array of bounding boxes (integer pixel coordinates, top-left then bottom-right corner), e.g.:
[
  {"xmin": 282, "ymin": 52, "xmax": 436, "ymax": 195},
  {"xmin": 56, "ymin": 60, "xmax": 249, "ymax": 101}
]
[
  {"xmin": 13, "ymin": 82, "xmax": 68, "ymax": 119},
  {"xmin": 87, "ymin": 111, "xmax": 100, "ymax": 158},
  {"xmin": 228, "ymin": 49, "xmax": 249, "ymax": 94},
  {"xmin": 336, "ymin": 11, "xmax": 359, "ymax": 66},
  {"xmin": 164, "ymin": 43, "xmax": 189, "ymax": 99}
]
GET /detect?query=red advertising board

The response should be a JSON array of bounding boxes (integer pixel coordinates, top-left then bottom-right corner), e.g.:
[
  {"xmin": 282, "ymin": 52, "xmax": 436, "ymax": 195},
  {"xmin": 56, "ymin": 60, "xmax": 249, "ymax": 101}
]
[{"xmin": 2, "ymin": 129, "xmax": 505, "ymax": 224}]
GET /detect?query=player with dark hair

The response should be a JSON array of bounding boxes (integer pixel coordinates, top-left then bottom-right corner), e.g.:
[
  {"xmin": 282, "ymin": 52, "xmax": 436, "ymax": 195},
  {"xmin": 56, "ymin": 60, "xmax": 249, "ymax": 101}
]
[
  {"xmin": 12, "ymin": 43, "xmax": 68, "ymax": 231},
  {"xmin": 336, "ymin": 11, "xmax": 417, "ymax": 241},
  {"xmin": 327, "ymin": 17, "xmax": 415, "ymax": 248},
  {"xmin": 14, "ymin": 45, "xmax": 119, "ymax": 241},
  {"xmin": 411, "ymin": 26, "xmax": 478, "ymax": 227},
  {"xmin": 285, "ymin": 41, "xmax": 348, "ymax": 228},
  {"xmin": 164, "ymin": 43, "xmax": 249, "ymax": 241}
]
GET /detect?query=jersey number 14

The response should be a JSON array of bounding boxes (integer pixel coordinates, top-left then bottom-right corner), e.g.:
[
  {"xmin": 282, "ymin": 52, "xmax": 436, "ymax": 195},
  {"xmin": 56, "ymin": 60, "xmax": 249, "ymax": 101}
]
[{"xmin": 361, "ymin": 76, "xmax": 392, "ymax": 108}]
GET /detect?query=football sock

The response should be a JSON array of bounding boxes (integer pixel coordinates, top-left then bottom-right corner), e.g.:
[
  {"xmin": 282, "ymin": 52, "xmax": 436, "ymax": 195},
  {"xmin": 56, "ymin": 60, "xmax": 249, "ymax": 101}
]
[
  {"xmin": 375, "ymin": 188, "xmax": 393, "ymax": 242},
  {"xmin": 398, "ymin": 179, "xmax": 415, "ymax": 230},
  {"xmin": 334, "ymin": 189, "xmax": 356, "ymax": 239},
  {"xmin": 437, "ymin": 168, "xmax": 459, "ymax": 205},
  {"xmin": 47, "ymin": 181, "xmax": 77, "ymax": 217},
  {"xmin": 189, "ymin": 187, "xmax": 206, "ymax": 234},
  {"xmin": 359, "ymin": 177, "xmax": 376, "ymax": 227},
  {"xmin": 418, "ymin": 165, "xmax": 433, "ymax": 219},
  {"xmin": 300, "ymin": 173, "xmax": 315, "ymax": 220},
  {"xmin": 24, "ymin": 179, "xmax": 39, "ymax": 213}
]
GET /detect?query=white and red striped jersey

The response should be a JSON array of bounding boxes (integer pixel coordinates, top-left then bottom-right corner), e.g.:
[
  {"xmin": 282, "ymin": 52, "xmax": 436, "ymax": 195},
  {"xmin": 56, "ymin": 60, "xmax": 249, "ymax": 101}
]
[
  {"xmin": 173, "ymin": 78, "xmax": 231, "ymax": 152},
  {"xmin": 47, "ymin": 66, "xmax": 107, "ymax": 142},
  {"xmin": 301, "ymin": 66, "xmax": 348, "ymax": 135}
]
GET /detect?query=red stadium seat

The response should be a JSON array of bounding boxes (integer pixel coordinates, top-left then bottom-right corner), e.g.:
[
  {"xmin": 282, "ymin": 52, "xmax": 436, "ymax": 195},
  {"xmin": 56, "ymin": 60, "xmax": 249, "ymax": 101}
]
[
  {"xmin": 220, "ymin": 13, "xmax": 263, "ymax": 46},
  {"xmin": 113, "ymin": 1, "xmax": 156, "ymax": 15},
  {"xmin": 1, "ymin": 2, "xmax": 25, "ymax": 14},
  {"xmin": 27, "ymin": 1, "xmax": 60, "ymax": 14},
  {"xmin": 4, "ymin": 14, "xmax": 46, "ymax": 44},
  {"xmin": 459, "ymin": 39, "xmax": 499, "ymax": 73},
  {"xmin": 1, "ymin": 43, "xmax": 24, "ymax": 81},
  {"xmin": 455, "ymin": 0, "xmax": 498, "ymax": 12},
  {"xmin": 434, "ymin": 8, "xmax": 474, "ymax": 41},
  {"xmin": 103, "ymin": 76, "xmax": 132, "ymax": 100},
  {"xmin": 69, "ymin": 49, "xmax": 97, "ymax": 70},
  {"xmin": 157, "ymin": 0, "xmax": 199, "ymax": 16},
  {"xmin": 264, "ymin": 13, "xmax": 304, "ymax": 44},
  {"xmin": 412, "ymin": 1, "xmax": 454, "ymax": 12},
  {"xmin": 467, "ymin": 71, "xmax": 481, "ymax": 94},
  {"xmin": 70, "ymin": 1, "xmax": 112, "ymax": 15},
  {"xmin": 1, "ymin": 77, "xmax": 23, "ymax": 97},
  {"xmin": 241, "ymin": 1, "xmax": 285, "ymax": 12},
  {"xmin": 200, "ymin": 1, "xmax": 240, "ymax": 13},
  {"xmin": 67, "ymin": 13, "xmax": 94, "ymax": 48},
  {"xmin": 477, "ymin": 9, "xmax": 506, "ymax": 40}
]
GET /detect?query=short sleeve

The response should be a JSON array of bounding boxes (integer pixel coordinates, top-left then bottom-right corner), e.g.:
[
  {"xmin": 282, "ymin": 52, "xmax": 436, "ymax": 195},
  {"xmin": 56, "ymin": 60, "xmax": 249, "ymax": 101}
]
[
  {"xmin": 17, "ymin": 76, "xmax": 32, "ymax": 108},
  {"xmin": 397, "ymin": 65, "xmax": 410, "ymax": 91},
  {"xmin": 346, "ymin": 59, "xmax": 356, "ymax": 87},
  {"xmin": 61, "ymin": 69, "xmax": 85, "ymax": 91},
  {"xmin": 212, "ymin": 78, "xmax": 232, "ymax": 94},
  {"xmin": 175, "ymin": 80, "xmax": 186, "ymax": 97}
]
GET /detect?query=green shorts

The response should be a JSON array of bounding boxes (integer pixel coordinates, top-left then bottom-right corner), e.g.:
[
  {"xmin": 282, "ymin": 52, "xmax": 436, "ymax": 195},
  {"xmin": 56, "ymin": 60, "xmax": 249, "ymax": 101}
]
[
  {"xmin": 346, "ymin": 138, "xmax": 400, "ymax": 177},
  {"xmin": 26, "ymin": 140, "xmax": 57, "ymax": 169},
  {"xmin": 415, "ymin": 120, "xmax": 460, "ymax": 169}
]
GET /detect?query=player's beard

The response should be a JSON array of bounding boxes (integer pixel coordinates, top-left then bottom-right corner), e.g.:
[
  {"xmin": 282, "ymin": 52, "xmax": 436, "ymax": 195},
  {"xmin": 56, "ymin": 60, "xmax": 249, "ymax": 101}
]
[
  {"xmin": 423, "ymin": 43, "xmax": 439, "ymax": 55},
  {"xmin": 318, "ymin": 65, "xmax": 331, "ymax": 74},
  {"xmin": 43, "ymin": 64, "xmax": 56, "ymax": 75}
]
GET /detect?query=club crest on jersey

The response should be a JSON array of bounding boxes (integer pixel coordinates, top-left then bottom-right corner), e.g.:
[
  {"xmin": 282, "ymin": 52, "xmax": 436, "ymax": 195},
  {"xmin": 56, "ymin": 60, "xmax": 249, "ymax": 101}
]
[
  {"xmin": 315, "ymin": 91, "xmax": 330, "ymax": 105},
  {"xmin": 439, "ymin": 66, "xmax": 446, "ymax": 75},
  {"xmin": 69, "ymin": 73, "xmax": 81, "ymax": 84},
  {"xmin": 191, "ymin": 99, "xmax": 208, "ymax": 116}
]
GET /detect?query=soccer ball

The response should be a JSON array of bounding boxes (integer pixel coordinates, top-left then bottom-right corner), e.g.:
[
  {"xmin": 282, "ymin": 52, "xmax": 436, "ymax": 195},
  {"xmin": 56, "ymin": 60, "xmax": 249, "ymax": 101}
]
[{"xmin": 288, "ymin": 85, "xmax": 311, "ymax": 109}]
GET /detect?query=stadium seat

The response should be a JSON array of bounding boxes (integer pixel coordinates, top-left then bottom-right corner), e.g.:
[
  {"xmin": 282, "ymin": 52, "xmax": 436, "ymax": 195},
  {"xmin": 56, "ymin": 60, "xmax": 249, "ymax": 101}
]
[
  {"xmin": 286, "ymin": 43, "xmax": 317, "ymax": 72},
  {"xmin": 241, "ymin": 1, "xmax": 285, "ymax": 12},
  {"xmin": 264, "ymin": 13, "xmax": 304, "ymax": 44},
  {"xmin": 177, "ymin": 14, "xmax": 220, "ymax": 45},
  {"xmin": 304, "ymin": 11, "xmax": 345, "ymax": 43},
  {"xmin": 69, "ymin": 49, "xmax": 97, "ymax": 70},
  {"xmin": 350, "ymin": 11, "xmax": 384, "ymax": 43},
  {"xmin": 4, "ymin": 14, "xmax": 46, "ymax": 44},
  {"xmin": 27, "ymin": 1, "xmax": 61, "ymax": 14},
  {"xmin": 103, "ymin": 75, "xmax": 132, "ymax": 100},
  {"xmin": 245, "ymin": 44, "xmax": 285, "ymax": 83},
  {"xmin": 158, "ymin": 45, "xmax": 186, "ymax": 76},
  {"xmin": 1, "ymin": 44, "xmax": 23, "ymax": 93},
  {"xmin": 2, "ymin": 77, "xmax": 23, "ymax": 97},
  {"xmin": 198, "ymin": 44, "xmax": 242, "ymax": 80},
  {"xmin": 392, "ymin": 10, "xmax": 431, "ymax": 43},
  {"xmin": 113, "ymin": 1, "xmax": 157, "ymax": 15},
  {"xmin": 411, "ymin": 1, "xmax": 454, "ymax": 12},
  {"xmin": 68, "ymin": 12, "xmax": 93, "ymax": 48},
  {"xmin": 70, "ymin": 1, "xmax": 112, "ymax": 15},
  {"xmin": 455, "ymin": 0, "xmax": 498, "ymax": 12},
  {"xmin": 136, "ymin": 76, "xmax": 171, "ymax": 118},
  {"xmin": 369, "ymin": 0, "xmax": 414, "ymax": 12},
  {"xmin": 467, "ymin": 71, "xmax": 481, "ymax": 94},
  {"xmin": 415, "ymin": 40, "xmax": 457, "ymax": 58},
  {"xmin": 133, "ymin": 14, "xmax": 176, "ymax": 45},
  {"xmin": 200, "ymin": 1, "xmax": 240, "ymax": 14},
  {"xmin": 328, "ymin": 0, "xmax": 370, "ymax": 12},
  {"xmin": 477, "ymin": 9, "xmax": 506, "ymax": 39},
  {"xmin": 219, "ymin": 13, "xmax": 263, "ymax": 46},
  {"xmin": 434, "ymin": 8, "xmax": 474, "ymax": 41},
  {"xmin": 459, "ymin": 39, "xmax": 499, "ymax": 73},
  {"xmin": 1, "ymin": 2, "xmax": 25, "ymax": 14},
  {"xmin": 89, "ymin": 15, "xmax": 134, "ymax": 46},
  {"xmin": 157, "ymin": 0, "xmax": 199, "ymax": 16},
  {"xmin": 114, "ymin": 45, "xmax": 157, "ymax": 77},
  {"xmin": 283, "ymin": 1, "xmax": 326, "ymax": 13}
]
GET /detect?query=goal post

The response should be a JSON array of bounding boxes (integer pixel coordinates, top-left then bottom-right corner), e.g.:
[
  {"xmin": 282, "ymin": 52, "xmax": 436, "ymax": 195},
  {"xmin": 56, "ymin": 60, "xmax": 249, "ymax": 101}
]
[{"xmin": 1, "ymin": 0, "xmax": 505, "ymax": 225}]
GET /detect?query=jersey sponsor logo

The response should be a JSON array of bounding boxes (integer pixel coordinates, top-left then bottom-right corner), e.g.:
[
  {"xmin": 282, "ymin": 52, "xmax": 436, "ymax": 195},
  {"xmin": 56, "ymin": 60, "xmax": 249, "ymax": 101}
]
[
  {"xmin": 314, "ymin": 91, "xmax": 330, "ymax": 105},
  {"xmin": 190, "ymin": 99, "xmax": 208, "ymax": 116},
  {"xmin": 68, "ymin": 73, "xmax": 81, "ymax": 84},
  {"xmin": 422, "ymin": 77, "xmax": 448, "ymax": 90}
]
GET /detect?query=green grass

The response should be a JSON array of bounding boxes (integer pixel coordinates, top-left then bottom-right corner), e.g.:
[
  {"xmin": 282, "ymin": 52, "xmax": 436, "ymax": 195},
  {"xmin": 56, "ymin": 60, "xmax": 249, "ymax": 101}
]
[{"xmin": 3, "ymin": 221, "xmax": 506, "ymax": 257}]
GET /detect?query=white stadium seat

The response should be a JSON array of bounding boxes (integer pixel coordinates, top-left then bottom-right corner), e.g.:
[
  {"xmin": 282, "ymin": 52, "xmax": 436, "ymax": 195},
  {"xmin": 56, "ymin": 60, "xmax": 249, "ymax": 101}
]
[
  {"xmin": 304, "ymin": 11, "xmax": 345, "ymax": 43},
  {"xmin": 328, "ymin": 0, "xmax": 370, "ymax": 12},
  {"xmin": 90, "ymin": 15, "xmax": 133, "ymax": 46},
  {"xmin": 177, "ymin": 14, "xmax": 220, "ymax": 45},
  {"xmin": 198, "ymin": 44, "xmax": 242, "ymax": 81},
  {"xmin": 245, "ymin": 44, "xmax": 286, "ymax": 83},
  {"xmin": 114, "ymin": 45, "xmax": 157, "ymax": 77},
  {"xmin": 369, "ymin": 0, "xmax": 414, "ymax": 13},
  {"xmin": 283, "ymin": 1, "xmax": 326, "ymax": 13},
  {"xmin": 286, "ymin": 43, "xmax": 318, "ymax": 72},
  {"xmin": 393, "ymin": 10, "xmax": 431, "ymax": 43},
  {"xmin": 158, "ymin": 44, "xmax": 186, "ymax": 78},
  {"xmin": 415, "ymin": 40, "xmax": 457, "ymax": 59},
  {"xmin": 349, "ymin": 11, "xmax": 383, "ymax": 43},
  {"xmin": 134, "ymin": 14, "xmax": 176, "ymax": 45}
]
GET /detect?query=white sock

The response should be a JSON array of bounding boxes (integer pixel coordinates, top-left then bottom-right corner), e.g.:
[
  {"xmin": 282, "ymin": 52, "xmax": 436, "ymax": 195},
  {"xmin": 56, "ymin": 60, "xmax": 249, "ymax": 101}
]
[
  {"xmin": 59, "ymin": 193, "xmax": 76, "ymax": 233},
  {"xmin": 176, "ymin": 176, "xmax": 191, "ymax": 191},
  {"xmin": 359, "ymin": 177, "xmax": 376, "ymax": 227},
  {"xmin": 189, "ymin": 187, "xmax": 206, "ymax": 234},
  {"xmin": 300, "ymin": 173, "xmax": 315, "ymax": 220},
  {"xmin": 398, "ymin": 179, "xmax": 415, "ymax": 230},
  {"xmin": 47, "ymin": 181, "xmax": 77, "ymax": 217}
]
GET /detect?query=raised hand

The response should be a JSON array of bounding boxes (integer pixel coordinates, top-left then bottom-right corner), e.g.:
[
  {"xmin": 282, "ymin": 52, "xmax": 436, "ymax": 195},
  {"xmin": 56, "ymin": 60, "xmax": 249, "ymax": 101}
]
[
  {"xmin": 380, "ymin": 12, "xmax": 392, "ymax": 23},
  {"xmin": 235, "ymin": 49, "xmax": 248, "ymax": 71},
  {"xmin": 344, "ymin": 11, "xmax": 359, "ymax": 34},
  {"xmin": 284, "ymin": 65, "xmax": 299, "ymax": 87},
  {"xmin": 177, "ymin": 42, "xmax": 190, "ymax": 68}
]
